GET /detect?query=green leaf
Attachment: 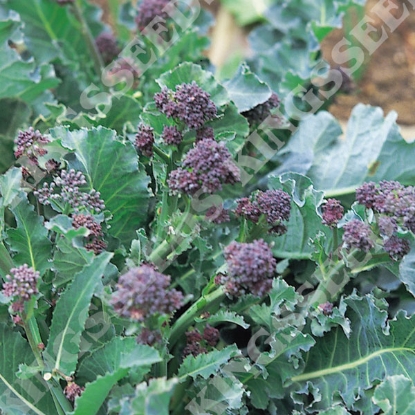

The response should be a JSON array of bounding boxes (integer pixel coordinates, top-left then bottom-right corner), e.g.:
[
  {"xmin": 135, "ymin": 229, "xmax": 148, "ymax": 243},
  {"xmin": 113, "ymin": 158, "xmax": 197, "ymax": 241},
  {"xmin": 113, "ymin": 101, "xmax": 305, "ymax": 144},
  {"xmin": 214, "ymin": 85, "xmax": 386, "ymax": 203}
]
[
  {"xmin": 0, "ymin": 12, "xmax": 58, "ymax": 113},
  {"xmin": 267, "ymin": 173, "xmax": 329, "ymax": 259},
  {"xmin": 399, "ymin": 240, "xmax": 415, "ymax": 297},
  {"xmin": 221, "ymin": 0, "xmax": 273, "ymax": 25},
  {"xmin": 276, "ymin": 105, "xmax": 415, "ymax": 196},
  {"xmin": 73, "ymin": 337, "xmax": 161, "ymax": 415},
  {"xmin": 223, "ymin": 63, "xmax": 271, "ymax": 112},
  {"xmin": 54, "ymin": 126, "xmax": 151, "ymax": 248},
  {"xmin": 97, "ymin": 95, "xmax": 142, "ymax": 134},
  {"xmin": 291, "ymin": 294, "xmax": 415, "ymax": 413},
  {"xmin": 0, "ymin": 167, "xmax": 22, "ymax": 210},
  {"xmin": 372, "ymin": 375, "xmax": 415, "ymax": 415},
  {"xmin": 129, "ymin": 377, "xmax": 178, "ymax": 415},
  {"xmin": 44, "ymin": 252, "xmax": 113, "ymax": 376},
  {"xmin": 195, "ymin": 310, "xmax": 249, "ymax": 329},
  {"xmin": 186, "ymin": 370, "xmax": 247, "ymax": 414},
  {"xmin": 5, "ymin": 0, "xmax": 104, "ymax": 66},
  {"xmin": 178, "ymin": 345, "xmax": 240, "ymax": 381},
  {"xmin": 0, "ymin": 323, "xmax": 55, "ymax": 415},
  {"xmin": 6, "ymin": 197, "xmax": 52, "ymax": 274},
  {"xmin": 250, "ymin": 278, "xmax": 301, "ymax": 331},
  {"xmin": 246, "ymin": 327, "xmax": 315, "ymax": 409}
]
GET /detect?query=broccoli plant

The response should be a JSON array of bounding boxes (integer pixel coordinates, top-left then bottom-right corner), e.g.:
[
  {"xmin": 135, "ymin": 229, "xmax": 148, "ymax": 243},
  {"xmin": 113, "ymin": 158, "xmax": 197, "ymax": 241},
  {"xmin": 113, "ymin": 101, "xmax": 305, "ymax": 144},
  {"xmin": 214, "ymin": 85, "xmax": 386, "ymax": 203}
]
[{"xmin": 0, "ymin": 0, "xmax": 415, "ymax": 414}]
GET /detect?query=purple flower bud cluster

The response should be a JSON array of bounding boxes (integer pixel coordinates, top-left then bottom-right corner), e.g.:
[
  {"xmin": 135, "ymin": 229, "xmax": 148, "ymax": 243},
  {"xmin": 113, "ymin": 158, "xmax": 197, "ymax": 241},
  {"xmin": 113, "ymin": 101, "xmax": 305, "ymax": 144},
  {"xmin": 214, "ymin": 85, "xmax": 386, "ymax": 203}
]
[
  {"xmin": 342, "ymin": 219, "xmax": 374, "ymax": 253},
  {"xmin": 356, "ymin": 181, "xmax": 415, "ymax": 230},
  {"xmin": 205, "ymin": 205, "xmax": 230, "ymax": 224},
  {"xmin": 217, "ymin": 239, "xmax": 276, "ymax": 297},
  {"xmin": 136, "ymin": 0, "xmax": 172, "ymax": 31},
  {"xmin": 241, "ymin": 93, "xmax": 280, "ymax": 126},
  {"xmin": 162, "ymin": 126, "xmax": 183, "ymax": 146},
  {"xmin": 95, "ymin": 32, "xmax": 120, "ymax": 65},
  {"xmin": 34, "ymin": 169, "xmax": 105, "ymax": 214},
  {"xmin": 322, "ymin": 198, "xmax": 344, "ymax": 228},
  {"xmin": 383, "ymin": 236, "xmax": 410, "ymax": 260},
  {"xmin": 354, "ymin": 181, "xmax": 415, "ymax": 259},
  {"xmin": 168, "ymin": 138, "xmax": 240, "ymax": 195},
  {"xmin": 64, "ymin": 383, "xmax": 84, "ymax": 401},
  {"xmin": 154, "ymin": 82, "xmax": 217, "ymax": 130},
  {"xmin": 2, "ymin": 265, "xmax": 40, "ymax": 312},
  {"xmin": 136, "ymin": 328, "xmax": 163, "ymax": 346},
  {"xmin": 182, "ymin": 325, "xmax": 220, "ymax": 357},
  {"xmin": 14, "ymin": 127, "xmax": 50, "ymax": 164},
  {"xmin": 135, "ymin": 124, "xmax": 155, "ymax": 157},
  {"xmin": 235, "ymin": 190, "xmax": 291, "ymax": 235},
  {"xmin": 110, "ymin": 265, "xmax": 183, "ymax": 321},
  {"xmin": 72, "ymin": 214, "xmax": 107, "ymax": 254}
]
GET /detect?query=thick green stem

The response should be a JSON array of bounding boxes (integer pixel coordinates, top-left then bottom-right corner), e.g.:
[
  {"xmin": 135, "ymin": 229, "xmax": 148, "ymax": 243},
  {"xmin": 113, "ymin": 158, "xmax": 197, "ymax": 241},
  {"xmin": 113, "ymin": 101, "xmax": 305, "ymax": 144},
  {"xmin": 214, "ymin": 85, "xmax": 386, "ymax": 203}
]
[
  {"xmin": 22, "ymin": 309, "xmax": 44, "ymax": 369},
  {"xmin": 71, "ymin": 0, "xmax": 105, "ymax": 79},
  {"xmin": 149, "ymin": 199, "xmax": 197, "ymax": 267},
  {"xmin": 153, "ymin": 146, "xmax": 171, "ymax": 165},
  {"xmin": 48, "ymin": 378, "xmax": 74, "ymax": 413},
  {"xmin": 169, "ymin": 286, "xmax": 226, "ymax": 348}
]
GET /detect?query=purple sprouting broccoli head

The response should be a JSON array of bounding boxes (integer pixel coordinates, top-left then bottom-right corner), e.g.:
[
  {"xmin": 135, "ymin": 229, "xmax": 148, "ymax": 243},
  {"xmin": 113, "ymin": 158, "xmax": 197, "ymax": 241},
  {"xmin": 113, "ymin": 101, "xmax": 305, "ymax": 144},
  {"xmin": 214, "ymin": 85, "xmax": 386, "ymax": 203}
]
[
  {"xmin": 217, "ymin": 239, "xmax": 276, "ymax": 297},
  {"xmin": 135, "ymin": 123, "xmax": 155, "ymax": 157},
  {"xmin": 356, "ymin": 181, "xmax": 415, "ymax": 233},
  {"xmin": 342, "ymin": 219, "xmax": 374, "ymax": 253},
  {"xmin": 241, "ymin": 93, "xmax": 280, "ymax": 126},
  {"xmin": 14, "ymin": 127, "xmax": 50, "ymax": 165},
  {"xmin": 110, "ymin": 264, "xmax": 183, "ymax": 321},
  {"xmin": 235, "ymin": 189, "xmax": 291, "ymax": 235},
  {"xmin": 155, "ymin": 82, "xmax": 217, "ymax": 129},
  {"xmin": 95, "ymin": 32, "xmax": 120, "ymax": 64},
  {"xmin": 168, "ymin": 138, "xmax": 240, "ymax": 195},
  {"xmin": 136, "ymin": 0, "xmax": 172, "ymax": 31},
  {"xmin": 322, "ymin": 198, "xmax": 344, "ymax": 228}
]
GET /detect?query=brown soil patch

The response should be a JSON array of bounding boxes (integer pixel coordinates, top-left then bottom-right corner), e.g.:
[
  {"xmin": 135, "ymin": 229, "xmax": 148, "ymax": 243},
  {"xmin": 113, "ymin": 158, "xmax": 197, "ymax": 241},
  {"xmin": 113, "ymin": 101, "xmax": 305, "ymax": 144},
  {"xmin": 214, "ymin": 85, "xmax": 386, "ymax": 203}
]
[{"xmin": 322, "ymin": 0, "xmax": 415, "ymax": 125}]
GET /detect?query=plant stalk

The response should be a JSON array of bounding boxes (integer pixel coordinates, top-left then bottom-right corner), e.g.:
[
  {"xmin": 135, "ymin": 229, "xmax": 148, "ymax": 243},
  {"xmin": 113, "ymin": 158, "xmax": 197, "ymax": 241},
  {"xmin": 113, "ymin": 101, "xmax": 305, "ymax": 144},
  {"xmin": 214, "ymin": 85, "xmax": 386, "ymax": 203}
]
[
  {"xmin": 169, "ymin": 286, "xmax": 226, "ymax": 347},
  {"xmin": 71, "ymin": 0, "xmax": 105, "ymax": 79}
]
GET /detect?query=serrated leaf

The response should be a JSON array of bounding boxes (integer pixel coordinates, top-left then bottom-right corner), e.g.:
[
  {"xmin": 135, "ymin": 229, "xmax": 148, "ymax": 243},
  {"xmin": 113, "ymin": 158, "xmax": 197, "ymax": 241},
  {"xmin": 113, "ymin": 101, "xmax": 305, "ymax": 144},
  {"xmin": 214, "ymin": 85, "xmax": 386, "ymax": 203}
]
[
  {"xmin": 291, "ymin": 294, "xmax": 415, "ymax": 413},
  {"xmin": 372, "ymin": 375, "xmax": 415, "ymax": 415},
  {"xmin": 54, "ymin": 126, "xmax": 150, "ymax": 247},
  {"xmin": 246, "ymin": 328, "xmax": 315, "ymax": 409},
  {"xmin": 223, "ymin": 63, "xmax": 271, "ymax": 112},
  {"xmin": 6, "ymin": 197, "xmax": 52, "ymax": 274},
  {"xmin": 129, "ymin": 377, "xmax": 178, "ymax": 415},
  {"xmin": 195, "ymin": 310, "xmax": 249, "ymax": 329},
  {"xmin": 266, "ymin": 173, "xmax": 329, "ymax": 259},
  {"xmin": 0, "ymin": 324, "xmax": 55, "ymax": 415},
  {"xmin": 250, "ymin": 278, "xmax": 301, "ymax": 331},
  {"xmin": 73, "ymin": 337, "xmax": 161, "ymax": 415},
  {"xmin": 178, "ymin": 345, "xmax": 239, "ymax": 381},
  {"xmin": 44, "ymin": 252, "xmax": 112, "ymax": 376}
]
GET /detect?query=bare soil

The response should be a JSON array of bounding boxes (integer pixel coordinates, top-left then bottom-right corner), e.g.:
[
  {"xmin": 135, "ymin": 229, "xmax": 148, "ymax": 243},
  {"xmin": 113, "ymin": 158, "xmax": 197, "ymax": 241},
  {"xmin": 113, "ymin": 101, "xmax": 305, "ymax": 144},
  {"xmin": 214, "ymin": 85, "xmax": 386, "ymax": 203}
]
[{"xmin": 322, "ymin": 0, "xmax": 415, "ymax": 125}]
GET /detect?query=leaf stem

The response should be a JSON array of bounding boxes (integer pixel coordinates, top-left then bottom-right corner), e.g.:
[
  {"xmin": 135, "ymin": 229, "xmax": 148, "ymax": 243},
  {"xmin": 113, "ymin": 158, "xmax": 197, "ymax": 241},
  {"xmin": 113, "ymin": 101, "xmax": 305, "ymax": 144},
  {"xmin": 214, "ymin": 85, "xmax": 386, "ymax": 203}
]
[
  {"xmin": 169, "ymin": 286, "xmax": 226, "ymax": 348},
  {"xmin": 71, "ymin": 0, "xmax": 105, "ymax": 79},
  {"xmin": 153, "ymin": 146, "xmax": 171, "ymax": 164},
  {"xmin": 22, "ymin": 312, "xmax": 44, "ymax": 369}
]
